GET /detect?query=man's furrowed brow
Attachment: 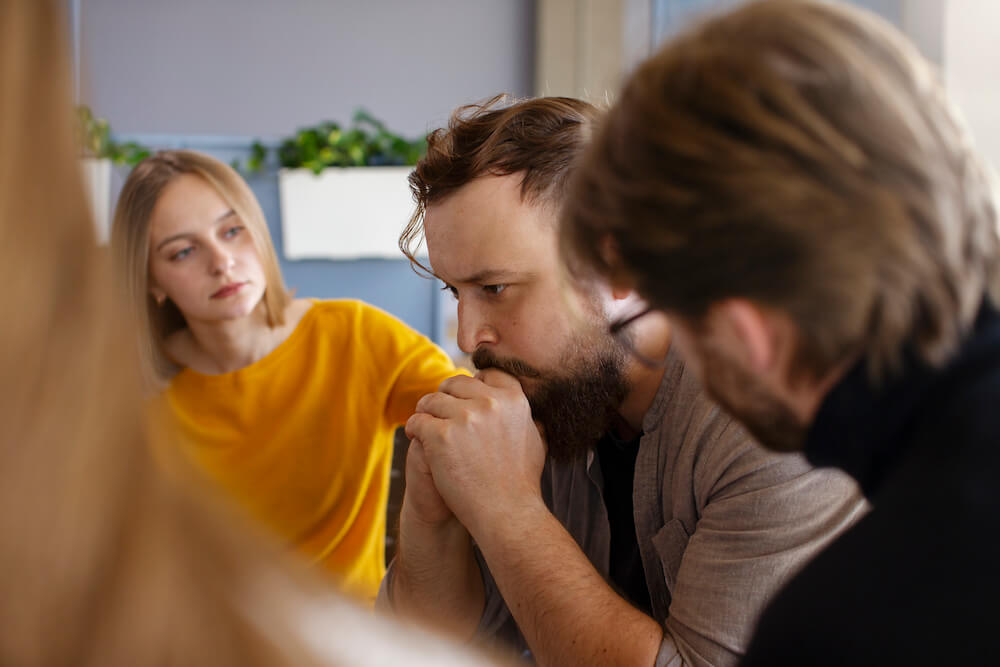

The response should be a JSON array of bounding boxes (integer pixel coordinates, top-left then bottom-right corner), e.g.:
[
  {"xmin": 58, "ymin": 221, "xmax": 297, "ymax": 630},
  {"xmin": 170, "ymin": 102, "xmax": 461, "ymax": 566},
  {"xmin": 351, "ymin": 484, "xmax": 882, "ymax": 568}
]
[{"xmin": 449, "ymin": 269, "xmax": 527, "ymax": 284}]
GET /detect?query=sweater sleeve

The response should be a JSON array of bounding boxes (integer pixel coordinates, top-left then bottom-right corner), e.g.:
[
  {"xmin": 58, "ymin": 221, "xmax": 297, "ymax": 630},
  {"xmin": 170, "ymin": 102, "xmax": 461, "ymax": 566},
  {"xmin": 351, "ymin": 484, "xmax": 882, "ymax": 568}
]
[{"xmin": 354, "ymin": 303, "xmax": 466, "ymax": 428}]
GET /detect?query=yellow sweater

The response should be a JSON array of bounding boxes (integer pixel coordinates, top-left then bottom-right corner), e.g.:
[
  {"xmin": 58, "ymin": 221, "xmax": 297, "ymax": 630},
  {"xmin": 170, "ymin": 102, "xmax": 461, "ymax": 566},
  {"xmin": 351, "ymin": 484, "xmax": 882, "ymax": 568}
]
[{"xmin": 163, "ymin": 299, "xmax": 459, "ymax": 602}]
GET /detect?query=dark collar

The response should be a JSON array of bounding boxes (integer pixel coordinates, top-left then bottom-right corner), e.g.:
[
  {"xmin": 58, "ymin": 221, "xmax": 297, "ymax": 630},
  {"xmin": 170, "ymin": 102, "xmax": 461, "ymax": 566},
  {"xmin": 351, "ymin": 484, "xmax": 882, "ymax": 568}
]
[{"xmin": 805, "ymin": 303, "xmax": 1000, "ymax": 498}]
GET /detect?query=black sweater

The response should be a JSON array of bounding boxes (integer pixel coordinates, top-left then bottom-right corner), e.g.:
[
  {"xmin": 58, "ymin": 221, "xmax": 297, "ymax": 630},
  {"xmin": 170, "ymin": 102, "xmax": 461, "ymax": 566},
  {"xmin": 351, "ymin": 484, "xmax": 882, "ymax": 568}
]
[{"xmin": 742, "ymin": 305, "xmax": 1000, "ymax": 665}]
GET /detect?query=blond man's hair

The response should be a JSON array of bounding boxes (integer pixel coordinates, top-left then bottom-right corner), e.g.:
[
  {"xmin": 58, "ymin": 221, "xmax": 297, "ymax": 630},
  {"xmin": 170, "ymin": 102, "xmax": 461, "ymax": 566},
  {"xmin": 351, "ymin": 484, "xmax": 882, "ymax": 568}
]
[
  {"xmin": 0, "ymin": 2, "xmax": 322, "ymax": 664},
  {"xmin": 563, "ymin": 0, "xmax": 1000, "ymax": 380},
  {"xmin": 112, "ymin": 150, "xmax": 291, "ymax": 388}
]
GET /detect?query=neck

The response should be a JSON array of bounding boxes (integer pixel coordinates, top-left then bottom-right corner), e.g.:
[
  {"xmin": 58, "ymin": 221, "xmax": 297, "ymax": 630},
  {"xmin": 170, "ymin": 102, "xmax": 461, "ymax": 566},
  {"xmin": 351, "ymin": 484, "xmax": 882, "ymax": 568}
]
[
  {"xmin": 616, "ymin": 314, "xmax": 672, "ymax": 437},
  {"xmin": 780, "ymin": 356, "xmax": 855, "ymax": 428},
  {"xmin": 185, "ymin": 300, "xmax": 278, "ymax": 374}
]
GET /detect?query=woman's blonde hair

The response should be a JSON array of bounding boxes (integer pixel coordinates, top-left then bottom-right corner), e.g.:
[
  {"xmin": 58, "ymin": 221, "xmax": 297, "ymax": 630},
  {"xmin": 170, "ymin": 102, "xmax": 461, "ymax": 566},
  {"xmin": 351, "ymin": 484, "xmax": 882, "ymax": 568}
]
[
  {"xmin": 112, "ymin": 150, "xmax": 292, "ymax": 388},
  {"xmin": 563, "ymin": 0, "xmax": 1000, "ymax": 381},
  {"xmin": 0, "ymin": 2, "xmax": 322, "ymax": 664}
]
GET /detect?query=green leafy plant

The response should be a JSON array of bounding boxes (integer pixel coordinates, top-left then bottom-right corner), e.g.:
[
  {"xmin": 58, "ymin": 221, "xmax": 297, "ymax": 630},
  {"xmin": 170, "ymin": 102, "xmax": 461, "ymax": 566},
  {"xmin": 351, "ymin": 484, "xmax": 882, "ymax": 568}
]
[
  {"xmin": 277, "ymin": 109, "xmax": 427, "ymax": 175},
  {"xmin": 231, "ymin": 140, "xmax": 269, "ymax": 175},
  {"xmin": 75, "ymin": 105, "xmax": 151, "ymax": 167}
]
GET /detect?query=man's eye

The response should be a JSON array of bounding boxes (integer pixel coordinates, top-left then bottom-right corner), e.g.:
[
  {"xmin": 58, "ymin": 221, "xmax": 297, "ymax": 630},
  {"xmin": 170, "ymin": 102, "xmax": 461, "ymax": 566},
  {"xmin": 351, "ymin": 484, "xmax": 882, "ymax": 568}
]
[
  {"xmin": 171, "ymin": 247, "xmax": 194, "ymax": 261},
  {"xmin": 441, "ymin": 284, "xmax": 458, "ymax": 299},
  {"xmin": 483, "ymin": 284, "xmax": 507, "ymax": 296}
]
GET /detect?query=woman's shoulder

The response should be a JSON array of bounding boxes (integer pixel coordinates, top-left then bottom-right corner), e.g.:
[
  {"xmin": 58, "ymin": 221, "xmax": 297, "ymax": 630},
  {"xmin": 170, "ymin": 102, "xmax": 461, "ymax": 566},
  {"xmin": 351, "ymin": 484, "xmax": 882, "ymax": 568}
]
[
  {"xmin": 306, "ymin": 299, "xmax": 416, "ymax": 333},
  {"xmin": 281, "ymin": 298, "xmax": 316, "ymax": 328},
  {"xmin": 306, "ymin": 298, "xmax": 387, "ymax": 317}
]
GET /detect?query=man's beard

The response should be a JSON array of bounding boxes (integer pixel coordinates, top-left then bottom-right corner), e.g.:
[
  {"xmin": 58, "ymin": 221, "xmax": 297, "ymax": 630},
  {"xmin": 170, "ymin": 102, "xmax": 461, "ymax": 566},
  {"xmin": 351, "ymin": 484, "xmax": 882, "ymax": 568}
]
[
  {"xmin": 472, "ymin": 342, "xmax": 630, "ymax": 463},
  {"xmin": 696, "ymin": 339, "xmax": 807, "ymax": 453}
]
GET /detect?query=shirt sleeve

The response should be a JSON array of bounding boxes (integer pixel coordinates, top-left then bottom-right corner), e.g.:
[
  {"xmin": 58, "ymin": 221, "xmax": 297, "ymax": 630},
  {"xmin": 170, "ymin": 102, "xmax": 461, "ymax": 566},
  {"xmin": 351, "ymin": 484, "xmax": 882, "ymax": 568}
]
[
  {"xmin": 376, "ymin": 549, "xmax": 527, "ymax": 656},
  {"xmin": 354, "ymin": 303, "xmax": 467, "ymax": 427},
  {"xmin": 655, "ymin": 420, "xmax": 867, "ymax": 666}
]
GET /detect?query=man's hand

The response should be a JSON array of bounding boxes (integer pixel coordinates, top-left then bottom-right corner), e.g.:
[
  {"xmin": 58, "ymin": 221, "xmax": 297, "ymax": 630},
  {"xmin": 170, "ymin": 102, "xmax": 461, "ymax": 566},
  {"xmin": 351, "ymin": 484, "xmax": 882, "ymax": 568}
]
[
  {"xmin": 405, "ymin": 369, "xmax": 547, "ymax": 539},
  {"xmin": 403, "ymin": 371, "xmax": 664, "ymax": 666},
  {"xmin": 403, "ymin": 437, "xmax": 454, "ymax": 526},
  {"xmin": 390, "ymin": 431, "xmax": 484, "ymax": 639}
]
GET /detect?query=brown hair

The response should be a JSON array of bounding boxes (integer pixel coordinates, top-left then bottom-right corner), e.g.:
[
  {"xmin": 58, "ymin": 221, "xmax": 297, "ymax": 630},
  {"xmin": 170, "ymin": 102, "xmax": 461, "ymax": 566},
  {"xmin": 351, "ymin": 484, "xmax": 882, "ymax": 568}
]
[
  {"xmin": 399, "ymin": 95, "xmax": 602, "ymax": 275},
  {"xmin": 112, "ymin": 150, "xmax": 292, "ymax": 388},
  {"xmin": 562, "ymin": 0, "xmax": 1000, "ymax": 380}
]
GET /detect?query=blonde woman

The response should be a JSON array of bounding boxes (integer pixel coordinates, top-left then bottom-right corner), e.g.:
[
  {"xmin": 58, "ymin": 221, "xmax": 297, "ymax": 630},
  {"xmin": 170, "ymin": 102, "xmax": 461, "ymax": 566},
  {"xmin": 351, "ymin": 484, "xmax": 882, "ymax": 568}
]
[
  {"xmin": 0, "ymin": 0, "xmax": 503, "ymax": 665},
  {"xmin": 111, "ymin": 149, "xmax": 461, "ymax": 603}
]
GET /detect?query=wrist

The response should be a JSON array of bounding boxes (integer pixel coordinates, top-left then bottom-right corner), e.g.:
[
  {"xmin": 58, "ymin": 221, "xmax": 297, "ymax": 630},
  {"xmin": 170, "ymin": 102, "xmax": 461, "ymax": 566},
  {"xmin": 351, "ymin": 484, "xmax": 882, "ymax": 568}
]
[
  {"xmin": 399, "ymin": 503, "xmax": 470, "ymax": 567},
  {"xmin": 468, "ymin": 492, "xmax": 551, "ymax": 555},
  {"xmin": 393, "ymin": 511, "xmax": 483, "ymax": 639}
]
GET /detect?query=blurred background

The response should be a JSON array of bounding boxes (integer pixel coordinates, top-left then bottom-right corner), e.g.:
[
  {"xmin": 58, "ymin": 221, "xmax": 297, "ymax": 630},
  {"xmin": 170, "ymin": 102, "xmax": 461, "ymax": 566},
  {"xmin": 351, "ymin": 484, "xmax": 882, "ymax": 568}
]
[{"xmin": 69, "ymin": 0, "xmax": 998, "ymax": 357}]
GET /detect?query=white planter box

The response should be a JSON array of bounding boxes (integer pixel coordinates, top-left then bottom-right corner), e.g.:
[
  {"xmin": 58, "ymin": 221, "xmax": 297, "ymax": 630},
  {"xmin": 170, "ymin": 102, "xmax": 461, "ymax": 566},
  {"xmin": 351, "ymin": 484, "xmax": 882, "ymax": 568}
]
[
  {"xmin": 279, "ymin": 166, "xmax": 417, "ymax": 260},
  {"xmin": 80, "ymin": 157, "xmax": 112, "ymax": 244}
]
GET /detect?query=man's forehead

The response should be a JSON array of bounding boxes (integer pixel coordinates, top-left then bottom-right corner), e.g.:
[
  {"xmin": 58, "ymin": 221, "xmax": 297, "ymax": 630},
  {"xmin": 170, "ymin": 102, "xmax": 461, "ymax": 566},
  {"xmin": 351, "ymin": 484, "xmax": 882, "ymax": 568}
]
[
  {"xmin": 425, "ymin": 221, "xmax": 545, "ymax": 285},
  {"xmin": 424, "ymin": 176, "xmax": 556, "ymax": 284}
]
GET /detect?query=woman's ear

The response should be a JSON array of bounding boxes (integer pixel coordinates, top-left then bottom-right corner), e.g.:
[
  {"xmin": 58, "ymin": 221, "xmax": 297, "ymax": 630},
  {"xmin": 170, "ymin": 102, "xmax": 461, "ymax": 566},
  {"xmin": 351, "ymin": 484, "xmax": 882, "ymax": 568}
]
[
  {"xmin": 714, "ymin": 299, "xmax": 778, "ymax": 374},
  {"xmin": 149, "ymin": 284, "xmax": 167, "ymax": 306}
]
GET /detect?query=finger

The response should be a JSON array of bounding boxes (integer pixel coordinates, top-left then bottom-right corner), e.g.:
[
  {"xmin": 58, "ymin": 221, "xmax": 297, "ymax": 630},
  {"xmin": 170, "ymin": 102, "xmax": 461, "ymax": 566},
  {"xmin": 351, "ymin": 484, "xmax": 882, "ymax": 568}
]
[
  {"xmin": 414, "ymin": 391, "xmax": 465, "ymax": 419},
  {"xmin": 405, "ymin": 411, "xmax": 444, "ymax": 442},
  {"xmin": 475, "ymin": 367, "xmax": 526, "ymax": 391},
  {"xmin": 405, "ymin": 437, "xmax": 428, "ymax": 473},
  {"xmin": 437, "ymin": 373, "xmax": 491, "ymax": 399}
]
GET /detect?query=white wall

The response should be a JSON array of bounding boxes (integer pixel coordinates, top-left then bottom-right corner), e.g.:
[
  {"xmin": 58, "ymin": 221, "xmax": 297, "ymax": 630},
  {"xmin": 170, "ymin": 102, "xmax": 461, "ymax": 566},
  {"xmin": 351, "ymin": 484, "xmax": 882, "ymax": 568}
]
[
  {"xmin": 79, "ymin": 0, "xmax": 535, "ymax": 138},
  {"xmin": 944, "ymin": 1, "xmax": 1000, "ymax": 171}
]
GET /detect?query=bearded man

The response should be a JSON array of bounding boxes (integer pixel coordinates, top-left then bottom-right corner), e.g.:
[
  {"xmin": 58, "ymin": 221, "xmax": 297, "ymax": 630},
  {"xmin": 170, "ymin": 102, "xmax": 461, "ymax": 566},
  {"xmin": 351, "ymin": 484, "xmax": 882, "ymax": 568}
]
[{"xmin": 378, "ymin": 96, "xmax": 865, "ymax": 667}]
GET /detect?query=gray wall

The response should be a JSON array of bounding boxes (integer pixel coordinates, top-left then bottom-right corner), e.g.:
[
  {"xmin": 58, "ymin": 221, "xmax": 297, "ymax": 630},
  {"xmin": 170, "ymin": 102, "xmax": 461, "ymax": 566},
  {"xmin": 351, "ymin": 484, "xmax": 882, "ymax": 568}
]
[
  {"xmin": 80, "ymin": 0, "xmax": 536, "ymax": 138},
  {"xmin": 79, "ymin": 0, "xmax": 536, "ymax": 339}
]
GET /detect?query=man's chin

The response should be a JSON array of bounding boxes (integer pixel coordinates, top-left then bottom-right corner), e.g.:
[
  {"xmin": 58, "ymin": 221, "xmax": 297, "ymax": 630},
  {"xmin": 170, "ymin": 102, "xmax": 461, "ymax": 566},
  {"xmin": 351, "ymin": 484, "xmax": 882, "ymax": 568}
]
[
  {"xmin": 526, "ymin": 375, "xmax": 630, "ymax": 463},
  {"xmin": 472, "ymin": 341, "xmax": 630, "ymax": 462},
  {"xmin": 516, "ymin": 374, "xmax": 542, "ymax": 393}
]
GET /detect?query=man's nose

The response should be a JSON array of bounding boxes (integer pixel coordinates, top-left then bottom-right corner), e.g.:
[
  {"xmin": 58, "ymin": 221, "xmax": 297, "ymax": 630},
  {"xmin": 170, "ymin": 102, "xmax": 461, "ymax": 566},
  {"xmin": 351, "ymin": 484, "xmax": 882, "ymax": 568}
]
[{"xmin": 456, "ymin": 300, "xmax": 498, "ymax": 354}]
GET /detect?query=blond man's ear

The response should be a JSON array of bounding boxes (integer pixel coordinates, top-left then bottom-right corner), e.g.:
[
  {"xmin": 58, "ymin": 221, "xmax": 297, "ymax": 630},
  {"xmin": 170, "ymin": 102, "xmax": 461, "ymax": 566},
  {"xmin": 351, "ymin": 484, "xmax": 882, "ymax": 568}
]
[{"xmin": 711, "ymin": 299, "xmax": 780, "ymax": 375}]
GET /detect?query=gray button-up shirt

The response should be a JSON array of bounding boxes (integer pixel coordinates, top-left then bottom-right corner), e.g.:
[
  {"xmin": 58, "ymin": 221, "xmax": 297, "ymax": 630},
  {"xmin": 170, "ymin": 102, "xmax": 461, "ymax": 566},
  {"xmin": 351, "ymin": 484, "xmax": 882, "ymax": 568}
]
[{"xmin": 385, "ymin": 347, "xmax": 866, "ymax": 666}]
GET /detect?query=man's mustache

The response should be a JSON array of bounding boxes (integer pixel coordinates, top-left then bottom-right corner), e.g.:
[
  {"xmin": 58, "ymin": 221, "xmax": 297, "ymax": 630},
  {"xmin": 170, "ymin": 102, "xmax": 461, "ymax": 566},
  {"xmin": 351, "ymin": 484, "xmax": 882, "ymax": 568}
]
[{"xmin": 471, "ymin": 348, "xmax": 543, "ymax": 379}]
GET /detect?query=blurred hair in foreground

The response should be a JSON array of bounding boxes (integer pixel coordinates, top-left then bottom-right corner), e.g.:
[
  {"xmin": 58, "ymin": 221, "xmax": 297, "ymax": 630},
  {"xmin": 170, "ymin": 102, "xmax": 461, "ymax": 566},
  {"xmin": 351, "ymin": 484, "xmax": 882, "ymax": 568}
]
[
  {"xmin": 562, "ymin": 0, "xmax": 1000, "ymax": 382},
  {"xmin": 0, "ymin": 2, "xmax": 498, "ymax": 665}
]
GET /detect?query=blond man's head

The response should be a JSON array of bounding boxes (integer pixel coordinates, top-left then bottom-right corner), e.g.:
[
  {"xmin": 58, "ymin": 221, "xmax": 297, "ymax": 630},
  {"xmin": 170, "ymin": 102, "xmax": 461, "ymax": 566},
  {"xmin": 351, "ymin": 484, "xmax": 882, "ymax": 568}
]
[{"xmin": 563, "ymin": 0, "xmax": 1000, "ymax": 382}]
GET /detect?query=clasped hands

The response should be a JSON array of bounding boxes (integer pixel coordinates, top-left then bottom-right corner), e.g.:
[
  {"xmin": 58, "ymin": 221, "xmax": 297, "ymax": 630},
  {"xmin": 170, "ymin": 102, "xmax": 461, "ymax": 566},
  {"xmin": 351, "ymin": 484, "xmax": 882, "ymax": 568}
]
[{"xmin": 404, "ymin": 370, "xmax": 547, "ymax": 539}]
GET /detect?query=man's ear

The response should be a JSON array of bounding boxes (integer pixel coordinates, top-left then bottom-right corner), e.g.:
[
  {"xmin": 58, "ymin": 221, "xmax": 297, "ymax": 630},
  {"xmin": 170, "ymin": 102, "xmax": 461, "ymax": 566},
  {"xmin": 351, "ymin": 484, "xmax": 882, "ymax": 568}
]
[
  {"xmin": 611, "ymin": 284, "xmax": 632, "ymax": 300},
  {"xmin": 598, "ymin": 234, "xmax": 638, "ymax": 298},
  {"xmin": 714, "ymin": 299, "xmax": 778, "ymax": 374}
]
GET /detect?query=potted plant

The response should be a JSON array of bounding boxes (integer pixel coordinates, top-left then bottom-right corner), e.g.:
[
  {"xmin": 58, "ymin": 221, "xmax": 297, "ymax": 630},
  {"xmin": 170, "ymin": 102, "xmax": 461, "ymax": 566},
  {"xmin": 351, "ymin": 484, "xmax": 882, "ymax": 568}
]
[
  {"xmin": 76, "ymin": 105, "xmax": 150, "ymax": 243},
  {"xmin": 274, "ymin": 110, "xmax": 427, "ymax": 260}
]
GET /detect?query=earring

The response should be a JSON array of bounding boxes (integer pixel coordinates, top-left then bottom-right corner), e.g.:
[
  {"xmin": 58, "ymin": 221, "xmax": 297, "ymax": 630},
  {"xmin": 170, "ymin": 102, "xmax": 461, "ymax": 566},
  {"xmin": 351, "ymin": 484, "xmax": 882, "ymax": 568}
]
[{"xmin": 155, "ymin": 295, "xmax": 165, "ymax": 307}]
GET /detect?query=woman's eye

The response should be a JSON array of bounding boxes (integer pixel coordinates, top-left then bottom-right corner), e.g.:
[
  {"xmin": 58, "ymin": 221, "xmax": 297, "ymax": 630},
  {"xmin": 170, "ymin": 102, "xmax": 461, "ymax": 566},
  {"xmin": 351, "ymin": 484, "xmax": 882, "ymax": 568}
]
[
  {"xmin": 171, "ymin": 247, "xmax": 194, "ymax": 261},
  {"xmin": 483, "ymin": 284, "xmax": 507, "ymax": 296},
  {"xmin": 223, "ymin": 225, "xmax": 244, "ymax": 239},
  {"xmin": 440, "ymin": 284, "xmax": 458, "ymax": 299}
]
